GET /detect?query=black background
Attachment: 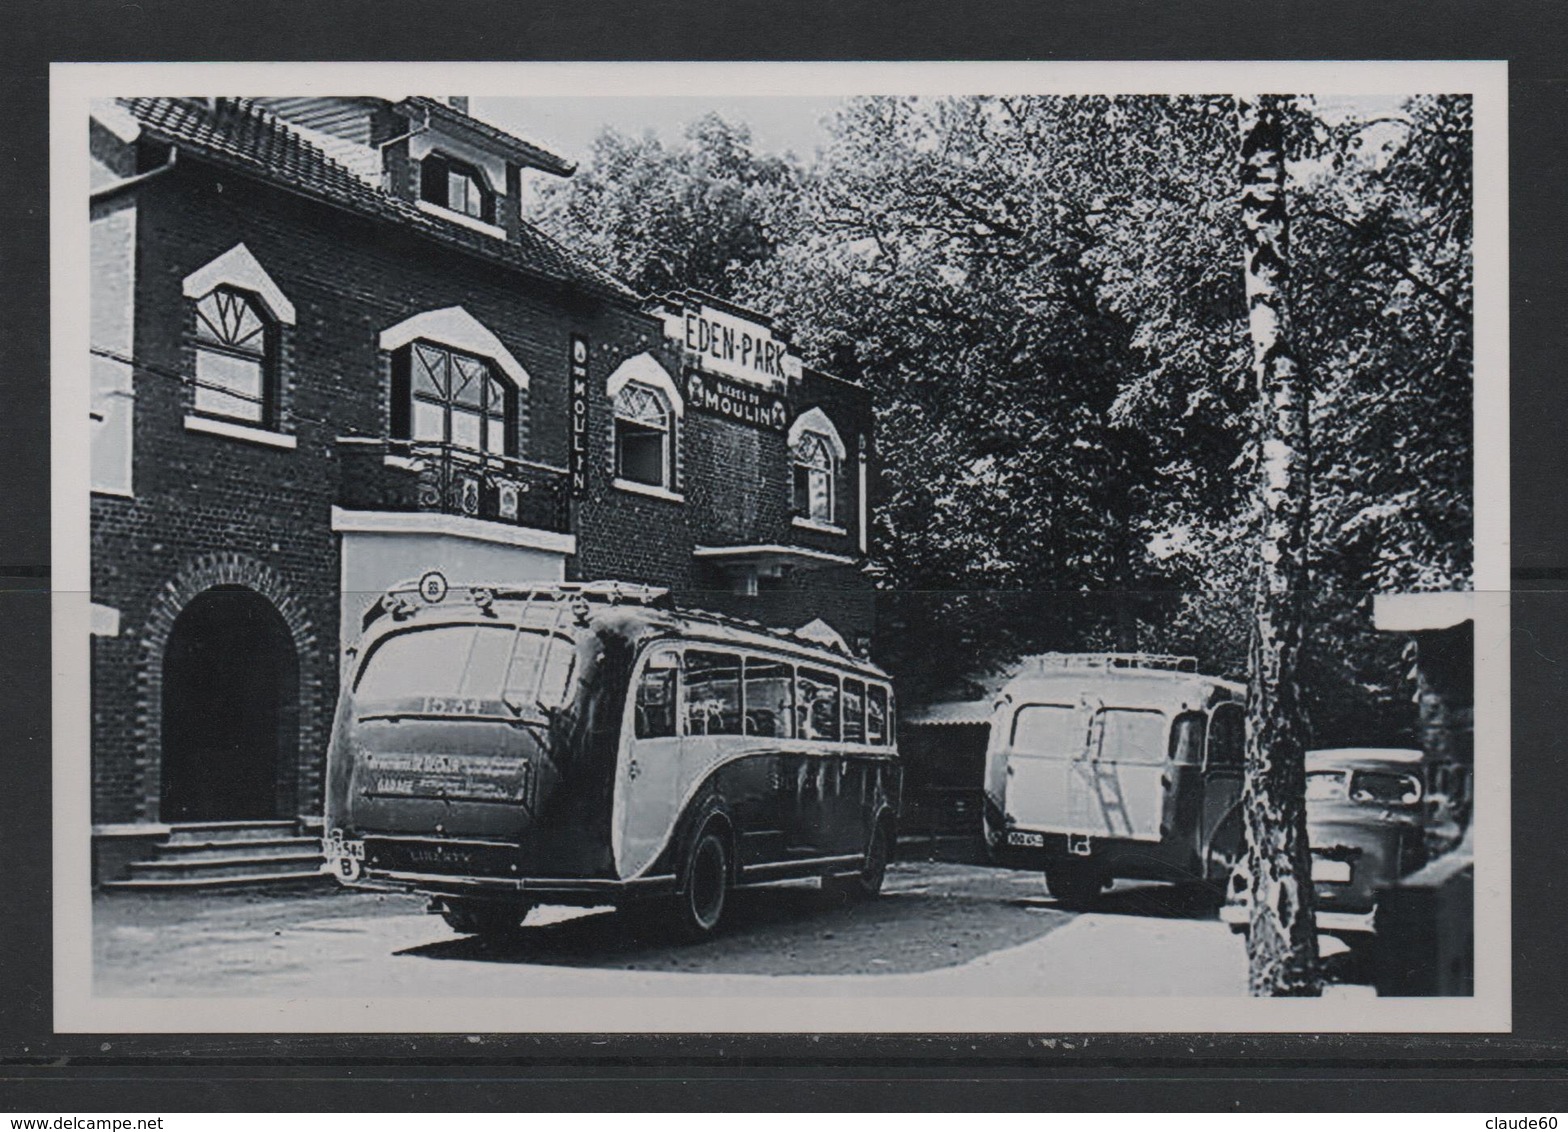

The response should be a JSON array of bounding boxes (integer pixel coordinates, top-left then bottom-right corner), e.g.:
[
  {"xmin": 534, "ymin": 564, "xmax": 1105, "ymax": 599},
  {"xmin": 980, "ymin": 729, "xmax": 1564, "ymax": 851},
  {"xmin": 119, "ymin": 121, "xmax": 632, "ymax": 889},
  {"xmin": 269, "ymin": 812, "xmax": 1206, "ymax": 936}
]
[{"xmin": 3, "ymin": 0, "xmax": 1566, "ymax": 1110}]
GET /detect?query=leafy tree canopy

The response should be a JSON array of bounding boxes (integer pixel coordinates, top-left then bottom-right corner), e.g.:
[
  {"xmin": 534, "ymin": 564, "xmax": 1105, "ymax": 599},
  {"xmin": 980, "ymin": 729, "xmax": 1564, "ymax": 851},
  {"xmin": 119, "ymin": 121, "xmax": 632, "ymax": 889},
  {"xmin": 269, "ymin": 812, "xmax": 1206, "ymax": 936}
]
[
  {"xmin": 529, "ymin": 94, "xmax": 1474, "ymax": 743},
  {"xmin": 532, "ymin": 112, "xmax": 805, "ymax": 300}
]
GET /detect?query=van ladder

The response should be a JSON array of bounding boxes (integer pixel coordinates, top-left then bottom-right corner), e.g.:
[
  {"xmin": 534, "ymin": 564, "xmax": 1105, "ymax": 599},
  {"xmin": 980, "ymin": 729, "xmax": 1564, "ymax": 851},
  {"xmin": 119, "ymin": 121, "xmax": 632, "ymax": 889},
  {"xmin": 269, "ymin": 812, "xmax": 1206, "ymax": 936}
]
[{"xmin": 1072, "ymin": 708, "xmax": 1135, "ymax": 838}]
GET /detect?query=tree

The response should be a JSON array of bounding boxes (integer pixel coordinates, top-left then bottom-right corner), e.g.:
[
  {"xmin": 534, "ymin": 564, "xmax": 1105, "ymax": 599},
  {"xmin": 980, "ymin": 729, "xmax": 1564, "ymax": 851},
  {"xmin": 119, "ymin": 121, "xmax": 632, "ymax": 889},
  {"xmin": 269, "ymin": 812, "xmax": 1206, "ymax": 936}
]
[
  {"xmin": 535, "ymin": 92, "xmax": 1474, "ymax": 754},
  {"xmin": 1161, "ymin": 94, "xmax": 1474, "ymax": 744},
  {"xmin": 1236, "ymin": 95, "xmax": 1320, "ymax": 996},
  {"xmin": 529, "ymin": 113, "xmax": 804, "ymax": 301},
  {"xmin": 736, "ymin": 96, "xmax": 1250, "ymax": 687}
]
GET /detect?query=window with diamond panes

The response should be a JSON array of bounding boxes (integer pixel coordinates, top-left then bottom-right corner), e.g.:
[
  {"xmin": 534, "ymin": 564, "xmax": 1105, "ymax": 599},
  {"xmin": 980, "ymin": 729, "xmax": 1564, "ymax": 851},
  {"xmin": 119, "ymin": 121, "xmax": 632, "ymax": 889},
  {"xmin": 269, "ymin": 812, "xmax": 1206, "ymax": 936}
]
[
  {"xmin": 409, "ymin": 341, "xmax": 514, "ymax": 455},
  {"xmin": 792, "ymin": 431, "xmax": 835, "ymax": 523},
  {"xmin": 614, "ymin": 382, "xmax": 672, "ymax": 488},
  {"xmin": 193, "ymin": 286, "xmax": 272, "ymax": 423}
]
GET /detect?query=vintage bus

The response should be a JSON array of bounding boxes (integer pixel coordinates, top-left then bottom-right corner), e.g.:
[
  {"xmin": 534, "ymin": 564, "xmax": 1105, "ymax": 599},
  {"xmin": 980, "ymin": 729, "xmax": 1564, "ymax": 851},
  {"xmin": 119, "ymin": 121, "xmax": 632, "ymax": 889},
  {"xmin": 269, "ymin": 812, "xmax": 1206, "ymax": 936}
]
[
  {"xmin": 322, "ymin": 575, "xmax": 900, "ymax": 938},
  {"xmin": 981, "ymin": 653, "xmax": 1246, "ymax": 904}
]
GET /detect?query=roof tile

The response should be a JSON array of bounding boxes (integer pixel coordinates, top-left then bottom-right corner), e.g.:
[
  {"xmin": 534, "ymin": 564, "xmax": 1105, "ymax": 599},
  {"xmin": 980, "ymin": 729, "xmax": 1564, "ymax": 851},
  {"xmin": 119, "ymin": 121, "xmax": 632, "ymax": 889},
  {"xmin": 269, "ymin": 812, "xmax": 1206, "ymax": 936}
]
[{"xmin": 119, "ymin": 97, "xmax": 637, "ymax": 304}]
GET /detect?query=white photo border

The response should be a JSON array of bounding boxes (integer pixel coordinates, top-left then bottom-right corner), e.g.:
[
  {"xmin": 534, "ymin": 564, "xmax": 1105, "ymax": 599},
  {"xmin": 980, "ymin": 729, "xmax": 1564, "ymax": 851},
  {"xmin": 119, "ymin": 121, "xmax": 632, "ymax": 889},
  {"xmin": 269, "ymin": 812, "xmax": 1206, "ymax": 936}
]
[{"xmin": 52, "ymin": 59, "xmax": 1509, "ymax": 1033}]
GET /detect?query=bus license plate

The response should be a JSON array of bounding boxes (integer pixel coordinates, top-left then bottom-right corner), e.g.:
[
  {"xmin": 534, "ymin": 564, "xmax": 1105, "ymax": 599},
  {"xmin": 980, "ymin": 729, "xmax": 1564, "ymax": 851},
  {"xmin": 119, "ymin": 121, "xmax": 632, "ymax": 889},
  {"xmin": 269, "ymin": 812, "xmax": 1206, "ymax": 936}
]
[{"xmin": 1008, "ymin": 831, "xmax": 1044, "ymax": 848}]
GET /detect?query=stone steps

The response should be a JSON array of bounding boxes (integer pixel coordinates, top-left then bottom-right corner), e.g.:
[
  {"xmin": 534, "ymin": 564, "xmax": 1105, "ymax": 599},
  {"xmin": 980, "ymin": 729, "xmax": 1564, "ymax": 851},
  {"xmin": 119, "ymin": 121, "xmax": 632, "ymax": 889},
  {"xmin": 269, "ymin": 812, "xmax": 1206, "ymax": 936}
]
[{"xmin": 100, "ymin": 820, "xmax": 330, "ymax": 891}]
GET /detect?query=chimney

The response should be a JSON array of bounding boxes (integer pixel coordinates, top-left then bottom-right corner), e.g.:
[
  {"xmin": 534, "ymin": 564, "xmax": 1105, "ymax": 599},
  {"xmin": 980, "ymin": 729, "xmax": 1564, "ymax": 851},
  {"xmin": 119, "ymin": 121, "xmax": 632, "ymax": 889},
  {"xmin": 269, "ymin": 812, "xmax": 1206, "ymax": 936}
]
[{"xmin": 447, "ymin": 97, "xmax": 469, "ymax": 115}]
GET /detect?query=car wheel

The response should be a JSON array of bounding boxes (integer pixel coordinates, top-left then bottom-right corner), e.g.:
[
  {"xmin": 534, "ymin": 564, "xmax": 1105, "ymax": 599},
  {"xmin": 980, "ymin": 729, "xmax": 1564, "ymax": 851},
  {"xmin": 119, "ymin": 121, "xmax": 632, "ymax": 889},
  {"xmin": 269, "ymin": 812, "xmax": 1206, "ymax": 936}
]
[
  {"xmin": 825, "ymin": 821, "xmax": 891, "ymax": 901},
  {"xmin": 1194, "ymin": 842, "xmax": 1243, "ymax": 908},
  {"xmin": 677, "ymin": 823, "xmax": 731, "ymax": 938},
  {"xmin": 1044, "ymin": 861, "xmax": 1105, "ymax": 906},
  {"xmin": 440, "ymin": 899, "xmax": 531, "ymax": 938}
]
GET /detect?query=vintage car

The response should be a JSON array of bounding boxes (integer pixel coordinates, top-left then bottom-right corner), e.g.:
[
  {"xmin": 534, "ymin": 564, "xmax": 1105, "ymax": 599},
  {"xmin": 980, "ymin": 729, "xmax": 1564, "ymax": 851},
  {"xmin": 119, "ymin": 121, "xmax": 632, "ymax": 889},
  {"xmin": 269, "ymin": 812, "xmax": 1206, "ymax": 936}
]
[{"xmin": 1223, "ymin": 747, "xmax": 1461, "ymax": 941}]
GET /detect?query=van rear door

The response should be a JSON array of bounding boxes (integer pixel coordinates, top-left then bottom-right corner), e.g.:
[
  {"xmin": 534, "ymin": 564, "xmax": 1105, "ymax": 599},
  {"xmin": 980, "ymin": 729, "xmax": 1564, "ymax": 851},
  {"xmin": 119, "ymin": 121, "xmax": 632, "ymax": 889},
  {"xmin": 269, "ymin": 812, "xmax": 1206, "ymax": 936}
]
[
  {"xmin": 1077, "ymin": 708, "xmax": 1167, "ymax": 842},
  {"xmin": 1003, "ymin": 703, "xmax": 1079, "ymax": 832}
]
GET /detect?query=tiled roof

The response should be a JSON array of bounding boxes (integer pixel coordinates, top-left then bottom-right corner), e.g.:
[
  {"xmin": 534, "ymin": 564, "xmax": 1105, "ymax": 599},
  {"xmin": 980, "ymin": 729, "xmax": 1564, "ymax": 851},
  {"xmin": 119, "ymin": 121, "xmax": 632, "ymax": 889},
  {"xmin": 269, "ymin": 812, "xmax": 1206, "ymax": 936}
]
[
  {"xmin": 119, "ymin": 97, "xmax": 637, "ymax": 304},
  {"xmin": 395, "ymin": 97, "xmax": 575, "ymax": 177},
  {"xmin": 903, "ymin": 700, "xmax": 994, "ymax": 726}
]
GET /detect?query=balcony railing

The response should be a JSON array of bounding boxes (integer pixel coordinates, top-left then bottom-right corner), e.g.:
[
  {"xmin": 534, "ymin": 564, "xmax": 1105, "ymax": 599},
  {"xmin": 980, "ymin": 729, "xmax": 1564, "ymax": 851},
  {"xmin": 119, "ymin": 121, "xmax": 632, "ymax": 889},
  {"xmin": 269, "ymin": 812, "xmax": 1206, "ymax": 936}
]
[{"xmin": 337, "ymin": 439, "xmax": 571, "ymax": 535}]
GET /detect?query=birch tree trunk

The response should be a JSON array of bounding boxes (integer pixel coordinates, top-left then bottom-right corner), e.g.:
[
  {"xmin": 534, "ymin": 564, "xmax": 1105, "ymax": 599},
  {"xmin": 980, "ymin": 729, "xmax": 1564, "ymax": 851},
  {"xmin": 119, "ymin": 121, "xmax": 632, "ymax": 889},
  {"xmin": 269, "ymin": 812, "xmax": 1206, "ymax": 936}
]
[{"xmin": 1237, "ymin": 95, "xmax": 1321, "ymax": 996}]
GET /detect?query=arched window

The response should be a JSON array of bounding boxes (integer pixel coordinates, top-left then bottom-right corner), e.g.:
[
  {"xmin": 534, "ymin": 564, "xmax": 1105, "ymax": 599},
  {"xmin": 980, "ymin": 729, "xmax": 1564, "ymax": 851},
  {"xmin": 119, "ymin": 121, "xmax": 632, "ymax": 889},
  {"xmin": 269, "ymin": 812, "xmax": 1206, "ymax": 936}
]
[
  {"xmin": 193, "ymin": 286, "xmax": 273, "ymax": 424},
  {"xmin": 405, "ymin": 340, "xmax": 516, "ymax": 455},
  {"xmin": 792, "ymin": 431, "xmax": 836, "ymax": 524},
  {"xmin": 615, "ymin": 382, "xmax": 673, "ymax": 488}
]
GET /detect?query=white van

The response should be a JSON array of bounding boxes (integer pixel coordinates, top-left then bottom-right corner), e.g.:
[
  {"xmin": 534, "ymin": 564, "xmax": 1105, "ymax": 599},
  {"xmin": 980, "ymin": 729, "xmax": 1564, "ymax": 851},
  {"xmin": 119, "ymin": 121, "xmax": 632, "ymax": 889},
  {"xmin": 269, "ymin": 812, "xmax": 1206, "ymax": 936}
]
[{"xmin": 982, "ymin": 653, "xmax": 1246, "ymax": 903}]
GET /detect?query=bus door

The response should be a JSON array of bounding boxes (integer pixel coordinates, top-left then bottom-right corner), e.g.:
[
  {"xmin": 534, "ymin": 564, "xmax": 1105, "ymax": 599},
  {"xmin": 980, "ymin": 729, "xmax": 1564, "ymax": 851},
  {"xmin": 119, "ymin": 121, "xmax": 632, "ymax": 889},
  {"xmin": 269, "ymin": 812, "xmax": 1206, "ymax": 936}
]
[
  {"xmin": 1070, "ymin": 707, "xmax": 1167, "ymax": 841},
  {"xmin": 617, "ymin": 647, "xmax": 683, "ymax": 878},
  {"xmin": 788, "ymin": 667, "xmax": 842, "ymax": 855},
  {"xmin": 740, "ymin": 656, "xmax": 796, "ymax": 865},
  {"xmin": 679, "ymin": 647, "xmax": 748, "ymax": 850},
  {"xmin": 1198, "ymin": 701, "xmax": 1245, "ymax": 873},
  {"xmin": 830, "ymin": 678, "xmax": 868, "ymax": 854}
]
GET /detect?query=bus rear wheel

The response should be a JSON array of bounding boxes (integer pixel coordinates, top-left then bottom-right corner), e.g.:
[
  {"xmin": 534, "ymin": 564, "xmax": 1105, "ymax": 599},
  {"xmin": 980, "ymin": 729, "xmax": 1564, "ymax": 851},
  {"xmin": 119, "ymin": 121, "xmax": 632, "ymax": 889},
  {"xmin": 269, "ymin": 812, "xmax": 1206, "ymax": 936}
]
[
  {"xmin": 678, "ymin": 825, "xmax": 731, "ymax": 938},
  {"xmin": 826, "ymin": 821, "xmax": 890, "ymax": 901},
  {"xmin": 441, "ymin": 899, "xmax": 531, "ymax": 938}
]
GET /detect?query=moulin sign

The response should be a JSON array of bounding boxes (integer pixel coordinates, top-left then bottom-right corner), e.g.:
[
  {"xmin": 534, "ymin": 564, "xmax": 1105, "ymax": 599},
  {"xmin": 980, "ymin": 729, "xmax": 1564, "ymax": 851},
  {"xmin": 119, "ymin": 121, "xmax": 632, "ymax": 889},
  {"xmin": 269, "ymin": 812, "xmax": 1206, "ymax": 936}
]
[{"xmin": 686, "ymin": 370, "xmax": 788, "ymax": 432}]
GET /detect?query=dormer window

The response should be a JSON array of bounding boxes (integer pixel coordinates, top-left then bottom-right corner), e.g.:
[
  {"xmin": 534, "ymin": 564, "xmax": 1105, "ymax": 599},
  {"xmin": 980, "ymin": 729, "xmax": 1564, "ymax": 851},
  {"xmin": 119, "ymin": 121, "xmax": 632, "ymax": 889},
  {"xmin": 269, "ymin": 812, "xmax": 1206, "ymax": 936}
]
[{"xmin": 420, "ymin": 153, "xmax": 493, "ymax": 224}]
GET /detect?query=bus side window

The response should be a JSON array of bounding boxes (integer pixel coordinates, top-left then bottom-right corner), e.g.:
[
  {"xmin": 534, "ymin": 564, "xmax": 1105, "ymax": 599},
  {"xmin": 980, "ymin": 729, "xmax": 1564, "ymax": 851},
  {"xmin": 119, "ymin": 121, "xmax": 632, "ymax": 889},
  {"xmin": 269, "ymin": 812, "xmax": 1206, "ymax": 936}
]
[
  {"xmin": 797, "ymin": 668, "xmax": 841, "ymax": 741},
  {"xmin": 866, "ymin": 685, "xmax": 889, "ymax": 745},
  {"xmin": 684, "ymin": 650, "xmax": 743, "ymax": 736},
  {"xmin": 634, "ymin": 650, "xmax": 679, "ymax": 739},
  {"xmin": 744, "ymin": 657, "xmax": 795, "ymax": 738},
  {"xmin": 1206, "ymin": 702, "xmax": 1245, "ymax": 771},
  {"xmin": 843, "ymin": 678, "xmax": 866, "ymax": 743}
]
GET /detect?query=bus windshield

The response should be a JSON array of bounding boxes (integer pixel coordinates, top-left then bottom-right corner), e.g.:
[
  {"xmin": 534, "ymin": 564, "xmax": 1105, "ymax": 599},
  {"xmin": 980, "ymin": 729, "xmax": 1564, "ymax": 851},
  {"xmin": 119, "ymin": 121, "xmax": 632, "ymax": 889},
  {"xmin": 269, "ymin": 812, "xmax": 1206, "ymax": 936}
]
[{"xmin": 354, "ymin": 624, "xmax": 576, "ymax": 712}]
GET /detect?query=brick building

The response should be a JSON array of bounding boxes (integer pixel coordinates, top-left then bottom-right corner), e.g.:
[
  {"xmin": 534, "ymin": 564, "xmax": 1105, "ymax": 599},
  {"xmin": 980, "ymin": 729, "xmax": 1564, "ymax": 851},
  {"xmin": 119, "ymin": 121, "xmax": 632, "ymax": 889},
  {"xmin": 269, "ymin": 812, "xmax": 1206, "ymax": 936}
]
[{"xmin": 87, "ymin": 97, "xmax": 874, "ymax": 882}]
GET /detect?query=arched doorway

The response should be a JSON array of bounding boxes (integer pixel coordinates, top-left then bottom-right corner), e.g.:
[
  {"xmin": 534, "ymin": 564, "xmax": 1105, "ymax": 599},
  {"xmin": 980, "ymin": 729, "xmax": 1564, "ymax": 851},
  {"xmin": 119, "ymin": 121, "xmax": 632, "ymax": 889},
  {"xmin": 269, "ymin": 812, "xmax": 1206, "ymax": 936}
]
[{"xmin": 161, "ymin": 586, "xmax": 299, "ymax": 822}]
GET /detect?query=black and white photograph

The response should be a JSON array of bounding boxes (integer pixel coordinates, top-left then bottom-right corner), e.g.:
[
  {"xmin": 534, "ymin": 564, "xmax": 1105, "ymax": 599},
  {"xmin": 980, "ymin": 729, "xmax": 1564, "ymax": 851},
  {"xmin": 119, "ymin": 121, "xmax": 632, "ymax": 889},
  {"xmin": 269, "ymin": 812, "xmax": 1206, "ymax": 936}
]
[{"xmin": 53, "ymin": 60, "xmax": 1508, "ymax": 1033}]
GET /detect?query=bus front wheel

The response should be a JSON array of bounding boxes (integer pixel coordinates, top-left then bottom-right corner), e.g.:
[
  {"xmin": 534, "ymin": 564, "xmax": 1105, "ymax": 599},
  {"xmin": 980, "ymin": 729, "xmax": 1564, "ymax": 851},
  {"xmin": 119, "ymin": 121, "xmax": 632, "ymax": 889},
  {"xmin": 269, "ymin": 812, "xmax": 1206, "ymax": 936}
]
[{"xmin": 678, "ymin": 824, "xmax": 731, "ymax": 938}]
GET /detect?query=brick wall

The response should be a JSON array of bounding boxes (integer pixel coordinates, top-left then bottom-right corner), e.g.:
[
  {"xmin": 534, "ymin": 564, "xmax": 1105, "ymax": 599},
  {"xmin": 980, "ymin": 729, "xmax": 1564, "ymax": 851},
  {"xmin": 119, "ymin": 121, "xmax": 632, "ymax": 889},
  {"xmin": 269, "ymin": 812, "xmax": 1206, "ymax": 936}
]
[
  {"xmin": 90, "ymin": 145, "xmax": 880, "ymax": 827},
  {"xmin": 89, "ymin": 155, "xmax": 656, "ymax": 825}
]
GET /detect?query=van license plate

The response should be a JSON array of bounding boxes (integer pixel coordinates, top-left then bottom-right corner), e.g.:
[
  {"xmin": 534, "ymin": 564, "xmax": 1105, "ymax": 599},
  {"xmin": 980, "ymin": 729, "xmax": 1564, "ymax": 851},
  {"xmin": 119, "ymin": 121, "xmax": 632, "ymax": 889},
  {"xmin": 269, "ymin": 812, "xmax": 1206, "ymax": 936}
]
[{"xmin": 1008, "ymin": 831, "xmax": 1044, "ymax": 848}]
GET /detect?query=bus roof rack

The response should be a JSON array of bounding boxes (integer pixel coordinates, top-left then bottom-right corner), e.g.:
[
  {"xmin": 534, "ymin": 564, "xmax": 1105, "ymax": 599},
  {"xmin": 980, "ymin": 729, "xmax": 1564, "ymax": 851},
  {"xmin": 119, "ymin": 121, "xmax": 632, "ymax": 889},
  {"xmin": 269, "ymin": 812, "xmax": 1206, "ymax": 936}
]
[
  {"xmin": 363, "ymin": 578, "xmax": 674, "ymax": 631},
  {"xmin": 361, "ymin": 575, "xmax": 873, "ymax": 663},
  {"xmin": 1016, "ymin": 652, "xmax": 1200, "ymax": 675}
]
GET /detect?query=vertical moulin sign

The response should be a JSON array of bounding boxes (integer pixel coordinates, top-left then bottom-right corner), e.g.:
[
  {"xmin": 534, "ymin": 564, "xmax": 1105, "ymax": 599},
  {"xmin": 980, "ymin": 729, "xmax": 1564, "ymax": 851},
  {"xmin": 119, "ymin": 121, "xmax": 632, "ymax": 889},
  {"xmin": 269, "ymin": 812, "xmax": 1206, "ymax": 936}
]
[{"xmin": 570, "ymin": 335, "xmax": 590, "ymax": 497}]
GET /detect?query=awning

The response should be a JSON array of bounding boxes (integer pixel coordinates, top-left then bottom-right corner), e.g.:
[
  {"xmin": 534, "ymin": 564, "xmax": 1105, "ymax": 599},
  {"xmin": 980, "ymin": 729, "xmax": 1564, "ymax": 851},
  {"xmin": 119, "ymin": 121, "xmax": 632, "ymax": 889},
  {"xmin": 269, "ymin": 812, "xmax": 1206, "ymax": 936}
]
[
  {"xmin": 1373, "ymin": 592, "xmax": 1474, "ymax": 632},
  {"xmin": 693, "ymin": 543, "xmax": 857, "ymax": 572},
  {"xmin": 904, "ymin": 700, "xmax": 993, "ymax": 727}
]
